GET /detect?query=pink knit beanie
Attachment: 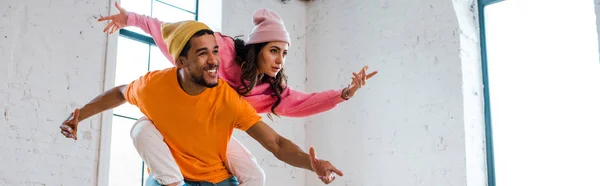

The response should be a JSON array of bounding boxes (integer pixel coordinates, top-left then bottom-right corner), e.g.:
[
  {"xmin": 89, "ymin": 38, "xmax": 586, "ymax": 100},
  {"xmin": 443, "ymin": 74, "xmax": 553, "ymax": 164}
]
[{"xmin": 247, "ymin": 8, "xmax": 291, "ymax": 46}]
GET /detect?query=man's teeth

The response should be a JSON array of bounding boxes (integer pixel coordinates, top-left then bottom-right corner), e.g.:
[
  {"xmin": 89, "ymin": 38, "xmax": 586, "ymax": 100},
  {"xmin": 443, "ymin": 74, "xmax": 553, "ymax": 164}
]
[{"xmin": 207, "ymin": 69, "xmax": 216, "ymax": 73}]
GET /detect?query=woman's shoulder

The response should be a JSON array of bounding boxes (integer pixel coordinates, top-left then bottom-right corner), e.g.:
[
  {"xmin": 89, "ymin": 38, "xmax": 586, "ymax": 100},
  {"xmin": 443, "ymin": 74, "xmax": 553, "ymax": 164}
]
[{"xmin": 214, "ymin": 32, "xmax": 235, "ymax": 46}]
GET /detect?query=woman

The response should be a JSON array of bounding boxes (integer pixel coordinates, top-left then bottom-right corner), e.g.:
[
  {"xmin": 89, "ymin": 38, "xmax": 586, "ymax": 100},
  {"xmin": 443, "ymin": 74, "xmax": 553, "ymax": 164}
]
[{"xmin": 99, "ymin": 2, "xmax": 377, "ymax": 186}]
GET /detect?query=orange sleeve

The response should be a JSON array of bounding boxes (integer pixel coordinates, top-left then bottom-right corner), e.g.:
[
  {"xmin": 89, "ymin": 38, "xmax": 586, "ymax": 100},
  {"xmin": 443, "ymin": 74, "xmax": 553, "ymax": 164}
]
[
  {"xmin": 124, "ymin": 74, "xmax": 149, "ymax": 107},
  {"xmin": 235, "ymin": 96, "xmax": 262, "ymax": 131},
  {"xmin": 124, "ymin": 82, "xmax": 138, "ymax": 106}
]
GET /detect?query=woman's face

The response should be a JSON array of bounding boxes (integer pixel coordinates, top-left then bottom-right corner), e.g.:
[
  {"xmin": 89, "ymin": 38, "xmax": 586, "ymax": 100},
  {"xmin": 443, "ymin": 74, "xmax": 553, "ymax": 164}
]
[{"xmin": 257, "ymin": 41, "xmax": 288, "ymax": 77}]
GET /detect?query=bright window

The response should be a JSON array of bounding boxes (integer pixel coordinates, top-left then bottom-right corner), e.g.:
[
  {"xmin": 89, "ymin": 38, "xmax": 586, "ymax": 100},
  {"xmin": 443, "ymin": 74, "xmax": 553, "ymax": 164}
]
[
  {"xmin": 107, "ymin": 0, "xmax": 221, "ymax": 185},
  {"xmin": 480, "ymin": 0, "xmax": 600, "ymax": 185}
]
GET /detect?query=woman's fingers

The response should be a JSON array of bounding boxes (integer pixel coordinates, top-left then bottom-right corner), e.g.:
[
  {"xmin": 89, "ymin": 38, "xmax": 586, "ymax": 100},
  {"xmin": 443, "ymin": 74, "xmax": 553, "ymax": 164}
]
[
  {"xmin": 352, "ymin": 72, "xmax": 363, "ymax": 88},
  {"xmin": 359, "ymin": 66, "xmax": 367, "ymax": 85},
  {"xmin": 366, "ymin": 71, "xmax": 378, "ymax": 79},
  {"xmin": 110, "ymin": 25, "xmax": 119, "ymax": 34},
  {"xmin": 115, "ymin": 1, "xmax": 127, "ymax": 13},
  {"xmin": 103, "ymin": 22, "xmax": 115, "ymax": 33}
]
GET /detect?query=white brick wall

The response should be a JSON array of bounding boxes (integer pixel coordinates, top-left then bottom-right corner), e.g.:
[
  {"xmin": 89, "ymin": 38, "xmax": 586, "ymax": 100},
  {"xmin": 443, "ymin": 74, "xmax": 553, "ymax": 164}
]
[
  {"xmin": 304, "ymin": 0, "xmax": 485, "ymax": 185},
  {"xmin": 0, "ymin": 0, "xmax": 110, "ymax": 185}
]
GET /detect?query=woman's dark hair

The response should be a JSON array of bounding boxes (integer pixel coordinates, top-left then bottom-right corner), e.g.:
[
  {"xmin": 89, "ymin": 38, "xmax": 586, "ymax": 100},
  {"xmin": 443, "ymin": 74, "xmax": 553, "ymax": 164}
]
[{"xmin": 231, "ymin": 36, "xmax": 288, "ymax": 119}]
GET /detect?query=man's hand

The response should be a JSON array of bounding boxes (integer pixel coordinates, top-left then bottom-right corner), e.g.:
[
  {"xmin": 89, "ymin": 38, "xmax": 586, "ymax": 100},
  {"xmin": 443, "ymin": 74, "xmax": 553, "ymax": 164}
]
[
  {"xmin": 309, "ymin": 146, "xmax": 344, "ymax": 184},
  {"xmin": 245, "ymin": 121, "xmax": 343, "ymax": 184},
  {"xmin": 60, "ymin": 108, "xmax": 80, "ymax": 140},
  {"xmin": 57, "ymin": 85, "xmax": 129, "ymax": 141},
  {"xmin": 98, "ymin": 1, "xmax": 129, "ymax": 34}
]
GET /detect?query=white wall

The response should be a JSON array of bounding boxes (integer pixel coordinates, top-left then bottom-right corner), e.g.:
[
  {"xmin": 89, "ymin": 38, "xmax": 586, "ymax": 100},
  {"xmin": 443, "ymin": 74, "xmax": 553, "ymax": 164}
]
[
  {"xmin": 221, "ymin": 0, "xmax": 309, "ymax": 186},
  {"xmin": 453, "ymin": 0, "xmax": 488, "ymax": 185},
  {"xmin": 0, "ymin": 0, "xmax": 110, "ymax": 185},
  {"xmin": 0, "ymin": 0, "xmax": 494, "ymax": 185},
  {"xmin": 304, "ymin": 0, "xmax": 486, "ymax": 185}
]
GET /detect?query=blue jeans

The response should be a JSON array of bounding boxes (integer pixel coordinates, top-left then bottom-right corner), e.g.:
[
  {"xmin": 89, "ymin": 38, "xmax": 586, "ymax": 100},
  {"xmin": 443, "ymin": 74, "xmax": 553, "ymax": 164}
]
[{"xmin": 145, "ymin": 176, "xmax": 239, "ymax": 186}]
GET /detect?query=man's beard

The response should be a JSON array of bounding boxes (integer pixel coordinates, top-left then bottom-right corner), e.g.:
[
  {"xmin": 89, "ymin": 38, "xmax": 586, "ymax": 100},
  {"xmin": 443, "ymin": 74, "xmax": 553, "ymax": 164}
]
[{"xmin": 191, "ymin": 73, "xmax": 218, "ymax": 88}]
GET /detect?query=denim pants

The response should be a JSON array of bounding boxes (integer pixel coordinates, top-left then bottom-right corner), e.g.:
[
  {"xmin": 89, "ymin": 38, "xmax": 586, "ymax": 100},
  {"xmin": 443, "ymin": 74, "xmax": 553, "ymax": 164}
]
[{"xmin": 146, "ymin": 176, "xmax": 239, "ymax": 186}]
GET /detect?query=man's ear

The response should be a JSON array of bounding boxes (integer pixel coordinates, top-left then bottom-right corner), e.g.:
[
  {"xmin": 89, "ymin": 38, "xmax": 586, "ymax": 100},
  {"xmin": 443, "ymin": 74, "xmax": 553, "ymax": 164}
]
[{"xmin": 176, "ymin": 56, "xmax": 186, "ymax": 68}]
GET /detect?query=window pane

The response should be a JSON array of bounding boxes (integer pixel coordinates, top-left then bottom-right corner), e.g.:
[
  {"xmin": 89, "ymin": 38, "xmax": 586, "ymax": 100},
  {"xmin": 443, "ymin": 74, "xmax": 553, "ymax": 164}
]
[
  {"xmin": 155, "ymin": 0, "xmax": 196, "ymax": 13},
  {"xmin": 114, "ymin": 37, "xmax": 149, "ymax": 85},
  {"xmin": 152, "ymin": 1, "xmax": 196, "ymax": 23},
  {"xmin": 484, "ymin": 0, "xmax": 600, "ymax": 186},
  {"xmin": 149, "ymin": 45, "xmax": 174, "ymax": 71},
  {"xmin": 119, "ymin": 0, "xmax": 152, "ymax": 36},
  {"xmin": 197, "ymin": 0, "xmax": 222, "ymax": 31},
  {"xmin": 108, "ymin": 116, "xmax": 143, "ymax": 186},
  {"xmin": 113, "ymin": 36, "xmax": 148, "ymax": 118}
]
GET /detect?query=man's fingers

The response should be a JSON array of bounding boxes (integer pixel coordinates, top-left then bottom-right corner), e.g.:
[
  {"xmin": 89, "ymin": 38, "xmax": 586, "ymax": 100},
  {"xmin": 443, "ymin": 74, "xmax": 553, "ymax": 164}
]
[
  {"xmin": 62, "ymin": 128, "xmax": 77, "ymax": 139},
  {"xmin": 331, "ymin": 166, "xmax": 344, "ymax": 176},
  {"xmin": 309, "ymin": 146, "xmax": 317, "ymax": 160},
  {"xmin": 61, "ymin": 130, "xmax": 77, "ymax": 140},
  {"xmin": 73, "ymin": 109, "xmax": 80, "ymax": 121},
  {"xmin": 72, "ymin": 124, "xmax": 78, "ymax": 138},
  {"xmin": 321, "ymin": 172, "xmax": 335, "ymax": 184},
  {"xmin": 60, "ymin": 125, "xmax": 72, "ymax": 132}
]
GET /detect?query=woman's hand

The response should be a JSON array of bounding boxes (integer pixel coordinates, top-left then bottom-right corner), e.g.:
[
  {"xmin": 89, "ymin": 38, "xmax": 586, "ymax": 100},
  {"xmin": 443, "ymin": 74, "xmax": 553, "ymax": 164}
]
[
  {"xmin": 98, "ymin": 1, "xmax": 129, "ymax": 34},
  {"xmin": 342, "ymin": 66, "xmax": 378, "ymax": 100}
]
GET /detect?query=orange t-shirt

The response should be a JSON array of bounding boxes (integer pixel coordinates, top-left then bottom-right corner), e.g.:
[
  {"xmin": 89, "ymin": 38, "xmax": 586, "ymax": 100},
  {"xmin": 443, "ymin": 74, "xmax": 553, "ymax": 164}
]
[{"xmin": 124, "ymin": 67, "xmax": 261, "ymax": 183}]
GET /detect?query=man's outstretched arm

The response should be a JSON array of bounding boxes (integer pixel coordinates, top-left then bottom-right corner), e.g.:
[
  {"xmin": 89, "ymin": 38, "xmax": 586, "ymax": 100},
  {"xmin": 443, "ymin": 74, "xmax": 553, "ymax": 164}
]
[
  {"xmin": 245, "ymin": 121, "xmax": 344, "ymax": 184},
  {"xmin": 60, "ymin": 85, "xmax": 129, "ymax": 140},
  {"xmin": 79, "ymin": 85, "xmax": 128, "ymax": 121}
]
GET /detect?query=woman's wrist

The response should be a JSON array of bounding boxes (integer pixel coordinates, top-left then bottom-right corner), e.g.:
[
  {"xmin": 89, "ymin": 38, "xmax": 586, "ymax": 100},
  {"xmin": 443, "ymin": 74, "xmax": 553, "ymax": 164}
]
[{"xmin": 340, "ymin": 87, "xmax": 350, "ymax": 100}]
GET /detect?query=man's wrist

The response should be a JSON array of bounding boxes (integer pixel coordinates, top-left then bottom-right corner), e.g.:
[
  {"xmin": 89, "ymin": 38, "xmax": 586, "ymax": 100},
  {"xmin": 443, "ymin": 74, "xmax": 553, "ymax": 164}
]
[{"xmin": 78, "ymin": 105, "xmax": 92, "ymax": 121}]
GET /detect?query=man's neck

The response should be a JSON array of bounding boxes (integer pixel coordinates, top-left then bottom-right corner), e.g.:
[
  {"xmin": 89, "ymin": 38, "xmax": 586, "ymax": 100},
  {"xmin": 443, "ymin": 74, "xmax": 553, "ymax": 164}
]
[{"xmin": 177, "ymin": 68, "xmax": 207, "ymax": 95}]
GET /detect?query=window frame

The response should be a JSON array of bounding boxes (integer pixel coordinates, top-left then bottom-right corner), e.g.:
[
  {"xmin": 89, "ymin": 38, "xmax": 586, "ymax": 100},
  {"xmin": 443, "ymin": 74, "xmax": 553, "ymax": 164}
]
[
  {"xmin": 98, "ymin": 0, "xmax": 201, "ymax": 185},
  {"xmin": 477, "ymin": 0, "xmax": 504, "ymax": 186}
]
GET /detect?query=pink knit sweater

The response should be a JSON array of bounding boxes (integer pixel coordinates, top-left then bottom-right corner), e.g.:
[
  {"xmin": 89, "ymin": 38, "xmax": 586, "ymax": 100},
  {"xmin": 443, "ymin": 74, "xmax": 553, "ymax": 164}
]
[{"xmin": 126, "ymin": 12, "xmax": 346, "ymax": 117}]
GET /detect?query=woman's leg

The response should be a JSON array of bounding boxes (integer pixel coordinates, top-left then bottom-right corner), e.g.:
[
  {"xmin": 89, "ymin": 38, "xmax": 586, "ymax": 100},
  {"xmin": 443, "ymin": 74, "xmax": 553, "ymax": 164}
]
[
  {"xmin": 130, "ymin": 117, "xmax": 185, "ymax": 186},
  {"xmin": 225, "ymin": 137, "xmax": 266, "ymax": 186}
]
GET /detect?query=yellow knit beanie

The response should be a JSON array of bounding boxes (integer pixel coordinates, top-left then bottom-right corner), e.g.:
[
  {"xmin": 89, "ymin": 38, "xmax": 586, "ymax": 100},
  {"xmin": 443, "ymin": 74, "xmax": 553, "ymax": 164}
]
[{"xmin": 161, "ymin": 20, "xmax": 213, "ymax": 63}]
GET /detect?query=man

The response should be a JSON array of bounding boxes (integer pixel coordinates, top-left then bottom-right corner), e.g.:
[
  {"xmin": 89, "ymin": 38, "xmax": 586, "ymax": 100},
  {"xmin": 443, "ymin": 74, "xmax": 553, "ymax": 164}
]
[{"xmin": 59, "ymin": 20, "xmax": 342, "ymax": 186}]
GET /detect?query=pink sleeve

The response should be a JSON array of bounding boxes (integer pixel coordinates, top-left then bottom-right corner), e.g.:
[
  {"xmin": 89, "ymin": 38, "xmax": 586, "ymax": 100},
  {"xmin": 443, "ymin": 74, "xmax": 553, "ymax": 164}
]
[
  {"xmin": 126, "ymin": 12, "xmax": 175, "ymax": 65},
  {"xmin": 272, "ymin": 87, "xmax": 347, "ymax": 118}
]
